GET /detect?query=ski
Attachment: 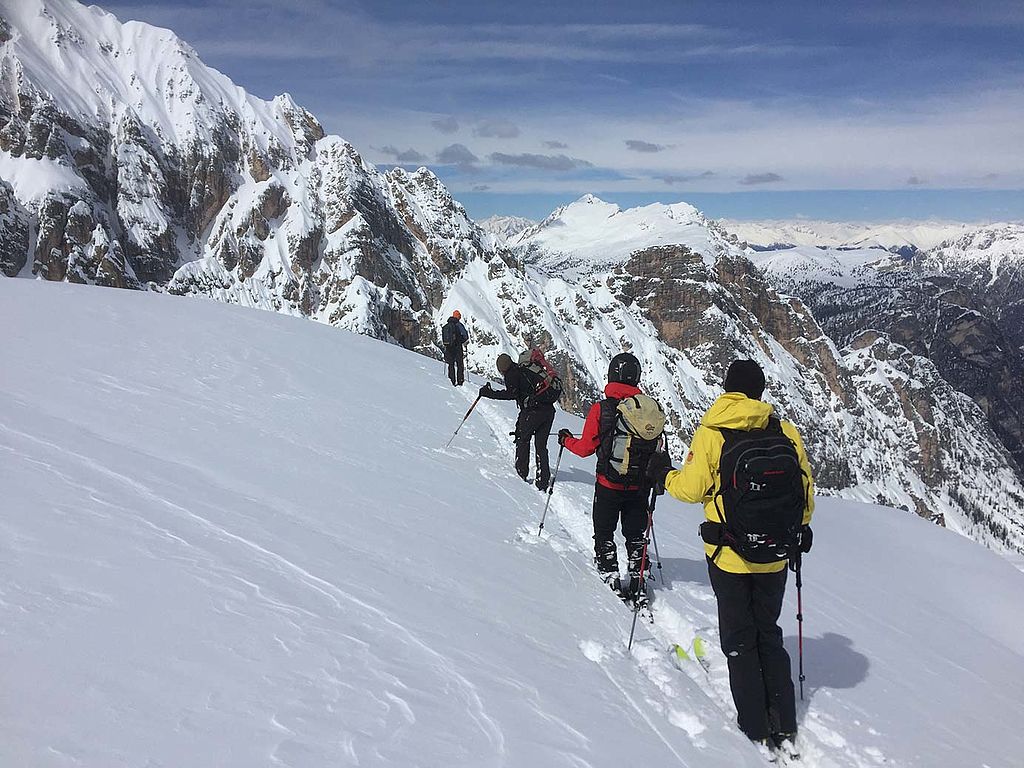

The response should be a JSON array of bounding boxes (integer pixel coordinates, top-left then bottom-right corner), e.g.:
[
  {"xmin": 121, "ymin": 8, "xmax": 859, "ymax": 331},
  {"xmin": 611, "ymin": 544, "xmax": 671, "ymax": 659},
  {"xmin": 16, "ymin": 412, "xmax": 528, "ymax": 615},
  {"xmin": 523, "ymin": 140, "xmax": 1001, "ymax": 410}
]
[{"xmin": 672, "ymin": 637, "xmax": 711, "ymax": 675}]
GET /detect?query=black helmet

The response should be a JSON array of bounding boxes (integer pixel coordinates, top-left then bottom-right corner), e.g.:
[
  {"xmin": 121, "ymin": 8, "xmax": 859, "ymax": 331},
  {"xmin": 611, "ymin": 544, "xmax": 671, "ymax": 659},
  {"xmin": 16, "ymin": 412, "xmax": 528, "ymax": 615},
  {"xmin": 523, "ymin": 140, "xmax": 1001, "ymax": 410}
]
[
  {"xmin": 496, "ymin": 353, "xmax": 514, "ymax": 374},
  {"xmin": 608, "ymin": 352, "xmax": 641, "ymax": 385}
]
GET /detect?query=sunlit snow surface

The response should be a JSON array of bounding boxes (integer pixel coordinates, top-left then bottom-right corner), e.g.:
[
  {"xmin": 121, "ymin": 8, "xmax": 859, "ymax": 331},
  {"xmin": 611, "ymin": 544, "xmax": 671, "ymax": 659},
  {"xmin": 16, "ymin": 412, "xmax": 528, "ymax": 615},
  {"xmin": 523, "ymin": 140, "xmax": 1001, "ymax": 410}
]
[{"xmin": 2, "ymin": 280, "xmax": 1023, "ymax": 767}]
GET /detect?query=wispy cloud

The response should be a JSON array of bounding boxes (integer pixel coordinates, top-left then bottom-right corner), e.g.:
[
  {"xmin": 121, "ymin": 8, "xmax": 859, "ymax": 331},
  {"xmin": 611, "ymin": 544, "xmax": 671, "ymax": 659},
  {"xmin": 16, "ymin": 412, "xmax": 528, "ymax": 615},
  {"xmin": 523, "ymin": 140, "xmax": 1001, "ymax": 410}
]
[
  {"xmin": 377, "ymin": 145, "xmax": 428, "ymax": 163},
  {"xmin": 431, "ymin": 116, "xmax": 460, "ymax": 134},
  {"xmin": 625, "ymin": 139, "xmax": 667, "ymax": 153},
  {"xmin": 489, "ymin": 153, "xmax": 592, "ymax": 171},
  {"xmin": 437, "ymin": 143, "xmax": 479, "ymax": 168},
  {"xmin": 474, "ymin": 119, "xmax": 520, "ymax": 138},
  {"xmin": 740, "ymin": 172, "xmax": 784, "ymax": 185},
  {"xmin": 656, "ymin": 171, "xmax": 715, "ymax": 185},
  {"xmin": 543, "ymin": 140, "xmax": 568, "ymax": 149}
]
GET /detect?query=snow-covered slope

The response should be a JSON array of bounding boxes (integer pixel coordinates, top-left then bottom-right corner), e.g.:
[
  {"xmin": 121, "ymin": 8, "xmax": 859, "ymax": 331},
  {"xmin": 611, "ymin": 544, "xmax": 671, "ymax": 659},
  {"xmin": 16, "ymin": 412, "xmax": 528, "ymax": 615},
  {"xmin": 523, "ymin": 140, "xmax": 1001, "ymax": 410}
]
[
  {"xmin": 513, "ymin": 195, "xmax": 717, "ymax": 278},
  {"xmin": 477, "ymin": 214, "xmax": 535, "ymax": 243},
  {"xmin": 3, "ymin": 278, "xmax": 1024, "ymax": 768},
  {"xmin": 719, "ymin": 220, "xmax": 978, "ymax": 254}
]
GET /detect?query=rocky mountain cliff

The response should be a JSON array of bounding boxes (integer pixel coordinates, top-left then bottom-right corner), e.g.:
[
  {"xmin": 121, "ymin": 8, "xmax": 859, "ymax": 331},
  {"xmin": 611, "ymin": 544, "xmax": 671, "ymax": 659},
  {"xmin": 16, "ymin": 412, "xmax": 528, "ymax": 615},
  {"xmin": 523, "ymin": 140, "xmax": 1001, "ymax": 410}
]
[
  {"xmin": 746, "ymin": 229, "xmax": 1024, "ymax": 487},
  {"xmin": 2, "ymin": 0, "xmax": 1022, "ymax": 556}
]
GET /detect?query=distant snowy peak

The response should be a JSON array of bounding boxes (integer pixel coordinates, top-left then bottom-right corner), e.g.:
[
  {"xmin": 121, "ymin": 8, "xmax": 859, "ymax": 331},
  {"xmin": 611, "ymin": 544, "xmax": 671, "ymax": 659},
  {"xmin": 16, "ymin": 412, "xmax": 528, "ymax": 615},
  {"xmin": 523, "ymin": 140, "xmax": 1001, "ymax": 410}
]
[
  {"xmin": 1, "ymin": 0, "xmax": 317, "ymax": 155},
  {"xmin": 477, "ymin": 215, "xmax": 536, "ymax": 243},
  {"xmin": 921, "ymin": 223, "xmax": 1024, "ymax": 274},
  {"xmin": 515, "ymin": 194, "xmax": 717, "ymax": 277},
  {"xmin": 719, "ymin": 219, "xmax": 979, "ymax": 254}
]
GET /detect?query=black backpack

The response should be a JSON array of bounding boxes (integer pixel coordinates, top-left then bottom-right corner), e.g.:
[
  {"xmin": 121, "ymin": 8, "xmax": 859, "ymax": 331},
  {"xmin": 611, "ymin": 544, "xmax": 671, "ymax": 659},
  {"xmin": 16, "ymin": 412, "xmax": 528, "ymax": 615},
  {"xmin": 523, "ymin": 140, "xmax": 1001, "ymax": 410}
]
[
  {"xmin": 517, "ymin": 349, "xmax": 563, "ymax": 407},
  {"xmin": 708, "ymin": 417, "xmax": 806, "ymax": 563},
  {"xmin": 441, "ymin": 321, "xmax": 459, "ymax": 346},
  {"xmin": 596, "ymin": 394, "xmax": 667, "ymax": 487}
]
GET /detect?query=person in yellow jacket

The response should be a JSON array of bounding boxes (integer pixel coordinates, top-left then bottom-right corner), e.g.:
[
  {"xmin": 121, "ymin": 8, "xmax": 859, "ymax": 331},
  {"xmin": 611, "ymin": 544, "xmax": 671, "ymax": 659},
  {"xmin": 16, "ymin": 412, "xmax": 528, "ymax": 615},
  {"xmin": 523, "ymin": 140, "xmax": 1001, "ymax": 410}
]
[{"xmin": 647, "ymin": 359, "xmax": 814, "ymax": 756}]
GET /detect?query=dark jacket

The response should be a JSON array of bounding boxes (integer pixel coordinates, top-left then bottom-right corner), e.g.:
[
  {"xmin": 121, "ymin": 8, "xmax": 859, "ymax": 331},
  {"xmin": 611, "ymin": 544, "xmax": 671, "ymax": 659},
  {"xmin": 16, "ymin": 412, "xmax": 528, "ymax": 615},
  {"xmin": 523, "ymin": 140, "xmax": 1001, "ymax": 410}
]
[
  {"xmin": 564, "ymin": 381, "xmax": 643, "ymax": 490},
  {"xmin": 441, "ymin": 318, "xmax": 469, "ymax": 347},
  {"xmin": 483, "ymin": 364, "xmax": 545, "ymax": 410}
]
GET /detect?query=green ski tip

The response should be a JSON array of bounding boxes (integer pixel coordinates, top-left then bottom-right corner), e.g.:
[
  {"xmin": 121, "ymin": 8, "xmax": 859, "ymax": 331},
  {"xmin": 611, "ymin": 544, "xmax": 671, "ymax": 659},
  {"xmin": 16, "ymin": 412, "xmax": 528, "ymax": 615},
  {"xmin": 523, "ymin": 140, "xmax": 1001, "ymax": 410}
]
[
  {"xmin": 673, "ymin": 637, "xmax": 708, "ymax": 662},
  {"xmin": 693, "ymin": 636, "xmax": 707, "ymax": 659}
]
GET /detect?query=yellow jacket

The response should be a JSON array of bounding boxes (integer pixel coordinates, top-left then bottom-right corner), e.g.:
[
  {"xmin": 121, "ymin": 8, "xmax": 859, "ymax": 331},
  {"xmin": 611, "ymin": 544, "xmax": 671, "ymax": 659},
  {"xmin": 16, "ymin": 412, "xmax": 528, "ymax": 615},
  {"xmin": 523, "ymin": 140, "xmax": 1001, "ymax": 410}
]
[{"xmin": 664, "ymin": 392, "xmax": 815, "ymax": 574}]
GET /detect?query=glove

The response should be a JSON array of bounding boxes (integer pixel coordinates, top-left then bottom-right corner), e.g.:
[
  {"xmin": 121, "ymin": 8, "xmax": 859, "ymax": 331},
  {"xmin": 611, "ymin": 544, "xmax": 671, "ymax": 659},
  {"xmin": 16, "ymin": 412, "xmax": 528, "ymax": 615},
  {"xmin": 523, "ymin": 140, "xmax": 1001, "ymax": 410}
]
[
  {"xmin": 557, "ymin": 428, "xmax": 573, "ymax": 447},
  {"xmin": 798, "ymin": 525, "xmax": 813, "ymax": 553},
  {"xmin": 645, "ymin": 451, "xmax": 675, "ymax": 493},
  {"xmin": 478, "ymin": 383, "xmax": 492, "ymax": 398}
]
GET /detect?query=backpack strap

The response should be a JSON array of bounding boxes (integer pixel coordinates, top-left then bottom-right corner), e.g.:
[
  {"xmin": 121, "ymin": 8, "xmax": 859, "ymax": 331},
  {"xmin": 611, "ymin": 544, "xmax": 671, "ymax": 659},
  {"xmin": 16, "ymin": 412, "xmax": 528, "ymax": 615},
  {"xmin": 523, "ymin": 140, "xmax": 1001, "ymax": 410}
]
[{"xmin": 595, "ymin": 397, "xmax": 621, "ymax": 440}]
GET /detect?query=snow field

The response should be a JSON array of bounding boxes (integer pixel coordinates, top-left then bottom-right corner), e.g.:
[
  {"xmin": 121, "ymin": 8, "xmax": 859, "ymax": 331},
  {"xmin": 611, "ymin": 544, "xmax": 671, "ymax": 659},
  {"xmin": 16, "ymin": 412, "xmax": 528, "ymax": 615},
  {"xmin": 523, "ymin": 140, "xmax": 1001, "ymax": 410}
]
[{"xmin": 2, "ymin": 279, "xmax": 1023, "ymax": 767}]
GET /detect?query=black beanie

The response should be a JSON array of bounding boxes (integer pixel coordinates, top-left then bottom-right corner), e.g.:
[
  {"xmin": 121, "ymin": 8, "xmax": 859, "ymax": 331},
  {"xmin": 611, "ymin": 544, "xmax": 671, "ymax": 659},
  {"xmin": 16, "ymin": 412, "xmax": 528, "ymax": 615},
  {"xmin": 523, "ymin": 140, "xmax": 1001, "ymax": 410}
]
[
  {"xmin": 496, "ymin": 353, "xmax": 513, "ymax": 373},
  {"xmin": 723, "ymin": 359, "xmax": 766, "ymax": 399}
]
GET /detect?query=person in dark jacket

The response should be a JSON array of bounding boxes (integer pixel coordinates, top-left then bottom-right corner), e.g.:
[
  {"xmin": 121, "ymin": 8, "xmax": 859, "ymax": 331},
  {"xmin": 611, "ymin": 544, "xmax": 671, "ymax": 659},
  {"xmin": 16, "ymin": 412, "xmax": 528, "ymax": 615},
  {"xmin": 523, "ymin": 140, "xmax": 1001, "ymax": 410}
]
[
  {"xmin": 479, "ymin": 353, "xmax": 555, "ymax": 490},
  {"xmin": 441, "ymin": 311, "xmax": 469, "ymax": 386},
  {"xmin": 557, "ymin": 352, "xmax": 651, "ymax": 592}
]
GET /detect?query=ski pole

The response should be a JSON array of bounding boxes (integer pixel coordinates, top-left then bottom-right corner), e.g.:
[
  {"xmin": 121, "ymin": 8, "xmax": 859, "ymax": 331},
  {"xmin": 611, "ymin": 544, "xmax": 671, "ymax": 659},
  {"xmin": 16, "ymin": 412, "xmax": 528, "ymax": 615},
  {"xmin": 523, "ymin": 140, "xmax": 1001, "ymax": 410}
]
[
  {"xmin": 445, "ymin": 393, "xmax": 482, "ymax": 448},
  {"xmin": 628, "ymin": 489, "xmax": 658, "ymax": 651},
  {"xmin": 647, "ymin": 438, "xmax": 669, "ymax": 580},
  {"xmin": 537, "ymin": 443, "xmax": 565, "ymax": 535},
  {"xmin": 649, "ymin": 516, "xmax": 663, "ymax": 581},
  {"xmin": 795, "ymin": 552, "xmax": 805, "ymax": 700}
]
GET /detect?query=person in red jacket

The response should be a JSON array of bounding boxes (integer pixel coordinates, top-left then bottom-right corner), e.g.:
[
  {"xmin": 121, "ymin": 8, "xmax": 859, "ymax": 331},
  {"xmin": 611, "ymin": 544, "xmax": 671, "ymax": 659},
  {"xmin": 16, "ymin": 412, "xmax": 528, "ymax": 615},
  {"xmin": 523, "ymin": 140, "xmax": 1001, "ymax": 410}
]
[{"xmin": 558, "ymin": 352, "xmax": 651, "ymax": 593}]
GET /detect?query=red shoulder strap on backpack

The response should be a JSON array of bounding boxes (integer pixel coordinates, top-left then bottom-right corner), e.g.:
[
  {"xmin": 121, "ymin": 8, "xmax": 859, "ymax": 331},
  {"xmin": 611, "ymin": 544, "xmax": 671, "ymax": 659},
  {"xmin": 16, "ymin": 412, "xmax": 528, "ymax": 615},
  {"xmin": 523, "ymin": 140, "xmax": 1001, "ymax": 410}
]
[{"xmin": 529, "ymin": 348, "xmax": 558, "ymax": 380}]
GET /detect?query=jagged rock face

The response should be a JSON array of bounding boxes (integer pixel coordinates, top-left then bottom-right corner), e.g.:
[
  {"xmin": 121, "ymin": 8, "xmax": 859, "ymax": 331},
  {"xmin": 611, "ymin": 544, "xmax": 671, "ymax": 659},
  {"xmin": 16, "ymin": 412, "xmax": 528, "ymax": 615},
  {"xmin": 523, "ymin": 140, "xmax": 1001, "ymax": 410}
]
[
  {"xmin": 0, "ymin": 180, "xmax": 29, "ymax": 276},
  {"xmin": 0, "ymin": 0, "xmax": 323, "ymax": 287},
  {"xmin": 844, "ymin": 332, "xmax": 1024, "ymax": 549},
  {"xmin": 751, "ymin": 242, "xmax": 1024, "ymax": 478}
]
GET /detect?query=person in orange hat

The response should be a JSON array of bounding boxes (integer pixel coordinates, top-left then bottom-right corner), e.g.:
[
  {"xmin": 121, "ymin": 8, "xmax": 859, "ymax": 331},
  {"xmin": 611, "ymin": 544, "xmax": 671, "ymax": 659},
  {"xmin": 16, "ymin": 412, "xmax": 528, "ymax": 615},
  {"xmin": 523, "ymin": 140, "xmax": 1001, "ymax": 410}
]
[{"xmin": 440, "ymin": 310, "xmax": 469, "ymax": 386}]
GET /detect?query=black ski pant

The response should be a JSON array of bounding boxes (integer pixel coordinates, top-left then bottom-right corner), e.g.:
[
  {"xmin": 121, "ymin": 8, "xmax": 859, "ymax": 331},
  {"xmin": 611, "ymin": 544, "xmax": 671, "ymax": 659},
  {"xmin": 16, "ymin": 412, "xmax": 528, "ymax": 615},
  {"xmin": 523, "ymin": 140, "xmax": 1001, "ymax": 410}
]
[
  {"xmin": 444, "ymin": 343, "xmax": 464, "ymax": 386},
  {"xmin": 707, "ymin": 558, "xmax": 796, "ymax": 741},
  {"xmin": 514, "ymin": 404, "xmax": 555, "ymax": 487},
  {"xmin": 592, "ymin": 483, "xmax": 649, "ymax": 575}
]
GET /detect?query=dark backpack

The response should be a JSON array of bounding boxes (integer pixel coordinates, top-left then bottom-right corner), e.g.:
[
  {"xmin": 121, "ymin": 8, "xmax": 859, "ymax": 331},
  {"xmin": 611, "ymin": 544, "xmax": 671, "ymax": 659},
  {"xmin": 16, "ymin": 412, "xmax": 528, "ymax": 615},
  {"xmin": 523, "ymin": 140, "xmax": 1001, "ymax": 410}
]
[
  {"xmin": 708, "ymin": 417, "xmax": 806, "ymax": 563},
  {"xmin": 596, "ymin": 394, "xmax": 667, "ymax": 487},
  {"xmin": 441, "ymin": 321, "xmax": 457, "ymax": 346},
  {"xmin": 517, "ymin": 348, "xmax": 563, "ymax": 407}
]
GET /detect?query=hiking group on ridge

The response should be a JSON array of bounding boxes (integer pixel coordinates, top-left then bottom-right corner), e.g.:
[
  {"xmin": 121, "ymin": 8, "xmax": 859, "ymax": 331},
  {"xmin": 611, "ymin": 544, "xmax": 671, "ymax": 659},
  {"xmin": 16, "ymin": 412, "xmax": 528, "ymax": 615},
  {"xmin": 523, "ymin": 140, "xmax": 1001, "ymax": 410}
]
[{"xmin": 440, "ymin": 313, "xmax": 815, "ymax": 758}]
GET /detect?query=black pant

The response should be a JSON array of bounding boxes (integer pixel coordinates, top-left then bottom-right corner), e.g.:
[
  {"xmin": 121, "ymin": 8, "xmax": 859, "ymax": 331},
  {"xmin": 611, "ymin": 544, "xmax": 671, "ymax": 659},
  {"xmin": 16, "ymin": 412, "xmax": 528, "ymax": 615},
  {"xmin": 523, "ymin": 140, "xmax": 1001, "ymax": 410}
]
[
  {"xmin": 707, "ymin": 558, "xmax": 796, "ymax": 740},
  {"xmin": 514, "ymin": 405, "xmax": 555, "ymax": 487},
  {"xmin": 592, "ymin": 483, "xmax": 649, "ymax": 575},
  {"xmin": 444, "ymin": 344, "xmax": 464, "ymax": 385}
]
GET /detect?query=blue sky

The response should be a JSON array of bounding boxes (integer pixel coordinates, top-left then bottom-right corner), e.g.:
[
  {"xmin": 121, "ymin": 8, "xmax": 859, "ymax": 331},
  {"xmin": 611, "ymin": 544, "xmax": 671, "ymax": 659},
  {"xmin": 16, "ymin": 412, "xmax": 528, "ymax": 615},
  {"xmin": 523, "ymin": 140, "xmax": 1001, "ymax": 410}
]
[{"xmin": 102, "ymin": 0, "xmax": 1024, "ymax": 221}]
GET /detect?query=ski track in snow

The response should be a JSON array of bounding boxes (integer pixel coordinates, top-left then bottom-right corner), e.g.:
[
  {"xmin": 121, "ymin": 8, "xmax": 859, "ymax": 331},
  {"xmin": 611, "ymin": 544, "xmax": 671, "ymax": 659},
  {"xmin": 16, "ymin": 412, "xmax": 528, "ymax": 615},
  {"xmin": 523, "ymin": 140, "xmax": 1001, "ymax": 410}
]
[
  {"xmin": 2, "ymin": 407, "xmax": 509, "ymax": 767},
  {"xmin": 459, "ymin": 388, "xmax": 897, "ymax": 768}
]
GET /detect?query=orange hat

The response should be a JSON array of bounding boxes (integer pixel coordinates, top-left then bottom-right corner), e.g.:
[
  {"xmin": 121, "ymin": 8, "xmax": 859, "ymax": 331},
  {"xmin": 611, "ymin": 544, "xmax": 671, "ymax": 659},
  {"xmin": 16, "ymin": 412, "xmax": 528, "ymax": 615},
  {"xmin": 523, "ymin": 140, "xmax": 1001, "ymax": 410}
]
[{"xmin": 452, "ymin": 310, "xmax": 462, "ymax": 319}]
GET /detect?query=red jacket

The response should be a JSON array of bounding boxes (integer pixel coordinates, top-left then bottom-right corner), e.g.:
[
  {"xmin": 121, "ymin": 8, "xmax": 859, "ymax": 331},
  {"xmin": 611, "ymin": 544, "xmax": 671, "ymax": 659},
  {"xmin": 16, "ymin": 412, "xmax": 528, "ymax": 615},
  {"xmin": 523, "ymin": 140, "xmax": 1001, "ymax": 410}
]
[{"xmin": 564, "ymin": 382, "xmax": 643, "ymax": 490}]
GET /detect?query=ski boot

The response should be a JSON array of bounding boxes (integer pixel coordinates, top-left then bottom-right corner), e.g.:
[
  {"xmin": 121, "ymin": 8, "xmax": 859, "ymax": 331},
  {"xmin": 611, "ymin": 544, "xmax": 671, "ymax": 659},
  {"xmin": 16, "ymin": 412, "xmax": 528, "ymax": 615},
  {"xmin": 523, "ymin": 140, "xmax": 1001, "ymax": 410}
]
[
  {"xmin": 770, "ymin": 732, "xmax": 800, "ymax": 762},
  {"xmin": 624, "ymin": 575, "xmax": 653, "ymax": 620}
]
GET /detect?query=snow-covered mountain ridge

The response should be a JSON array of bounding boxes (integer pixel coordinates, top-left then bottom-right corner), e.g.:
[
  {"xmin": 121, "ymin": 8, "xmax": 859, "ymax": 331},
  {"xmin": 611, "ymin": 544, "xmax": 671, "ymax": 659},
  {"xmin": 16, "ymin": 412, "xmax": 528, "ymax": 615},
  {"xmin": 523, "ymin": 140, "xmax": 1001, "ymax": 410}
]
[
  {"xmin": 477, "ymin": 214, "xmax": 535, "ymax": 243},
  {"xmin": 718, "ymin": 219, "xmax": 986, "ymax": 255},
  {"xmin": 3, "ymin": 277, "xmax": 1024, "ymax": 767},
  {"xmin": 1, "ymin": 0, "xmax": 1023, "ymax": 556}
]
